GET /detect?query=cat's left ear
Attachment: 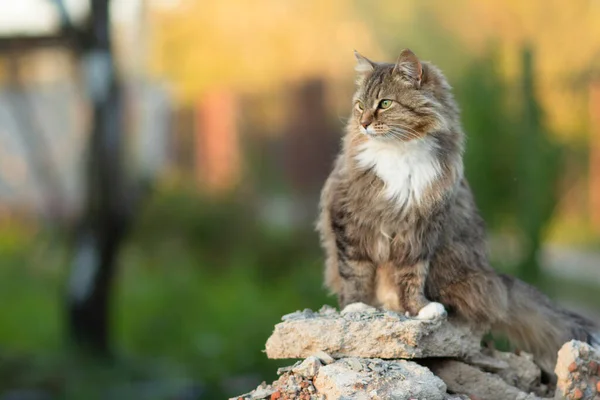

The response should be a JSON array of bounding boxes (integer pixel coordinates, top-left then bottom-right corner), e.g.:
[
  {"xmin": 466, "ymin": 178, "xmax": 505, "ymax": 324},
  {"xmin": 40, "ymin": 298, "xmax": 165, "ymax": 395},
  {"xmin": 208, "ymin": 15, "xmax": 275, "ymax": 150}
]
[
  {"xmin": 394, "ymin": 49, "xmax": 423, "ymax": 88},
  {"xmin": 354, "ymin": 50, "xmax": 375, "ymax": 84}
]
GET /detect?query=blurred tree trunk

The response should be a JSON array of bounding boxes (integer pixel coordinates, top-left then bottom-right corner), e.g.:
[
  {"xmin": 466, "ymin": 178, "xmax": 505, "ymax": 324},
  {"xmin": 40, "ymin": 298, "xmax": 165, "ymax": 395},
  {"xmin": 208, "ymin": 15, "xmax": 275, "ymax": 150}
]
[
  {"xmin": 281, "ymin": 78, "xmax": 339, "ymax": 224},
  {"xmin": 589, "ymin": 80, "xmax": 600, "ymax": 232},
  {"xmin": 66, "ymin": 0, "xmax": 130, "ymax": 355},
  {"xmin": 171, "ymin": 106, "xmax": 196, "ymax": 172}
]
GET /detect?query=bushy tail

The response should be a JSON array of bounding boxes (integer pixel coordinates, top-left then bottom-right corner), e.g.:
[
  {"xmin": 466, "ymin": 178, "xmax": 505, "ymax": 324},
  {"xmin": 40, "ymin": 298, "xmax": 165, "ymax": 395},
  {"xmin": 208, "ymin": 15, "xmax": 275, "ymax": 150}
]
[{"xmin": 492, "ymin": 274, "xmax": 599, "ymax": 374}]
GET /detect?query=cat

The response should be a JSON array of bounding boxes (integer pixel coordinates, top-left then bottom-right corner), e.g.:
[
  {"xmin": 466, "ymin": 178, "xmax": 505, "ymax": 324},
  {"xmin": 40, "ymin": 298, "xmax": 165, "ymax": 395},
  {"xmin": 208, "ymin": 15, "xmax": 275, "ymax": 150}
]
[{"xmin": 316, "ymin": 48, "xmax": 599, "ymax": 374}]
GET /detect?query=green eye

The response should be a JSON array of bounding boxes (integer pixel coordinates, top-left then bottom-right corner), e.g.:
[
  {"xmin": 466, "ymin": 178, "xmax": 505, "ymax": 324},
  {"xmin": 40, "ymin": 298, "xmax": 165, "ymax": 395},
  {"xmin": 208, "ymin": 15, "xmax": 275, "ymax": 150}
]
[
  {"xmin": 379, "ymin": 99, "xmax": 392, "ymax": 109},
  {"xmin": 356, "ymin": 101, "xmax": 364, "ymax": 111}
]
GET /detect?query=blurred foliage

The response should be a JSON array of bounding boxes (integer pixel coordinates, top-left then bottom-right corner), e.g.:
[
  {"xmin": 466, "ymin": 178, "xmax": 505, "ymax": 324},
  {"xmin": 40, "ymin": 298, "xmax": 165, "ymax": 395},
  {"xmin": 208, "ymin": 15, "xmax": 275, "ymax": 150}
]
[
  {"xmin": 456, "ymin": 46, "xmax": 565, "ymax": 283},
  {"xmin": 514, "ymin": 47, "xmax": 563, "ymax": 284},
  {"xmin": 0, "ymin": 186, "xmax": 334, "ymax": 398}
]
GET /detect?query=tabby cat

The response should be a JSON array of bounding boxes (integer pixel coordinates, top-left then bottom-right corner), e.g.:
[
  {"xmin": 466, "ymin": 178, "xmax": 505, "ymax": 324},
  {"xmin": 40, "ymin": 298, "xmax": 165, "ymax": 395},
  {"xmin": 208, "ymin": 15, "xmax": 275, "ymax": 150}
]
[{"xmin": 317, "ymin": 48, "xmax": 599, "ymax": 374}]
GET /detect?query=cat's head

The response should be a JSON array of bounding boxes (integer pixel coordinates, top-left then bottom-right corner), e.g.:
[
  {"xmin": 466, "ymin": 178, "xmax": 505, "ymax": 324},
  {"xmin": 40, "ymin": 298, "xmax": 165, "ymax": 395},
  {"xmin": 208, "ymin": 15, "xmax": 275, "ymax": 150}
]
[{"xmin": 350, "ymin": 49, "xmax": 456, "ymax": 142}]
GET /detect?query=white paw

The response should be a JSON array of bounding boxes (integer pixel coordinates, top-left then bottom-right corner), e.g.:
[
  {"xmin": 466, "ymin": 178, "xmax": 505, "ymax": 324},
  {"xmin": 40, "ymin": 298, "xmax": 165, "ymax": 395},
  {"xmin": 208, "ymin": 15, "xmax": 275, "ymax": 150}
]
[{"xmin": 415, "ymin": 302, "xmax": 447, "ymax": 320}]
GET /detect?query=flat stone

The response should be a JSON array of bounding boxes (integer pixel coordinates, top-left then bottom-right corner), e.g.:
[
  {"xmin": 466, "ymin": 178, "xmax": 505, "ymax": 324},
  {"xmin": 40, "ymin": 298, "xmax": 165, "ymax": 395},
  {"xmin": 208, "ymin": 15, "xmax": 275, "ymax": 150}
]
[
  {"xmin": 426, "ymin": 359, "xmax": 543, "ymax": 400},
  {"xmin": 265, "ymin": 303, "xmax": 483, "ymax": 360},
  {"xmin": 313, "ymin": 357, "xmax": 447, "ymax": 400},
  {"xmin": 341, "ymin": 302, "xmax": 378, "ymax": 315},
  {"xmin": 313, "ymin": 350, "xmax": 335, "ymax": 365},
  {"xmin": 492, "ymin": 350, "xmax": 541, "ymax": 393},
  {"xmin": 555, "ymin": 340, "xmax": 600, "ymax": 400},
  {"xmin": 292, "ymin": 356, "xmax": 322, "ymax": 378}
]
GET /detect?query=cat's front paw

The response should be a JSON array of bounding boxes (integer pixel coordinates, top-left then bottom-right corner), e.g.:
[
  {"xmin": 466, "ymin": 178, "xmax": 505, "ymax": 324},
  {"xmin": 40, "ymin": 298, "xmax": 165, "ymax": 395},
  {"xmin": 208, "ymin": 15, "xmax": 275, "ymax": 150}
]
[{"xmin": 415, "ymin": 302, "xmax": 447, "ymax": 320}]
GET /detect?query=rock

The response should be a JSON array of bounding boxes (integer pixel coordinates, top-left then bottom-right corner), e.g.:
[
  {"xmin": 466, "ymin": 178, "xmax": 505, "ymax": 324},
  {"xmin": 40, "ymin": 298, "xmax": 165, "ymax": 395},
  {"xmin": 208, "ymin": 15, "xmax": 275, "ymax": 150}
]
[
  {"xmin": 555, "ymin": 340, "xmax": 600, "ymax": 400},
  {"xmin": 312, "ymin": 357, "xmax": 447, "ymax": 400},
  {"xmin": 492, "ymin": 350, "xmax": 541, "ymax": 393},
  {"xmin": 312, "ymin": 351, "xmax": 335, "ymax": 365},
  {"xmin": 425, "ymin": 359, "xmax": 543, "ymax": 400},
  {"xmin": 235, "ymin": 304, "xmax": 592, "ymax": 400},
  {"xmin": 265, "ymin": 303, "xmax": 483, "ymax": 360},
  {"xmin": 466, "ymin": 352, "xmax": 510, "ymax": 372},
  {"xmin": 292, "ymin": 356, "xmax": 322, "ymax": 378},
  {"xmin": 455, "ymin": 350, "xmax": 543, "ymax": 394},
  {"xmin": 276, "ymin": 361, "xmax": 301, "ymax": 376},
  {"xmin": 231, "ymin": 382, "xmax": 276, "ymax": 400},
  {"xmin": 340, "ymin": 302, "xmax": 378, "ymax": 315}
]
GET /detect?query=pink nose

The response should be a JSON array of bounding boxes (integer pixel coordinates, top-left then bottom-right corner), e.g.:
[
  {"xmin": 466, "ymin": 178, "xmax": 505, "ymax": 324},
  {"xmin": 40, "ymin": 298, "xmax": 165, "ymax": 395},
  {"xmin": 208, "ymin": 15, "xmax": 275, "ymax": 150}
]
[{"xmin": 361, "ymin": 121, "xmax": 370, "ymax": 129}]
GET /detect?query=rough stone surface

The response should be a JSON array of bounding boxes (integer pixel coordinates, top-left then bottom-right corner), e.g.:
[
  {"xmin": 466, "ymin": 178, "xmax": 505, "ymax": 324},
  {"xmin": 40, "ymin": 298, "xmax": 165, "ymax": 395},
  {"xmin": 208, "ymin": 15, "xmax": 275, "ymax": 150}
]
[
  {"xmin": 231, "ymin": 373, "xmax": 321, "ymax": 400},
  {"xmin": 555, "ymin": 340, "xmax": 600, "ymax": 400},
  {"xmin": 313, "ymin": 357, "xmax": 447, "ymax": 400},
  {"xmin": 313, "ymin": 350, "xmax": 335, "ymax": 365},
  {"xmin": 265, "ymin": 304, "xmax": 483, "ymax": 360},
  {"xmin": 292, "ymin": 356, "xmax": 322, "ymax": 379},
  {"xmin": 233, "ymin": 305, "xmax": 598, "ymax": 400},
  {"xmin": 426, "ymin": 359, "xmax": 543, "ymax": 400},
  {"xmin": 492, "ymin": 350, "xmax": 542, "ymax": 393},
  {"xmin": 232, "ymin": 356, "xmax": 447, "ymax": 400}
]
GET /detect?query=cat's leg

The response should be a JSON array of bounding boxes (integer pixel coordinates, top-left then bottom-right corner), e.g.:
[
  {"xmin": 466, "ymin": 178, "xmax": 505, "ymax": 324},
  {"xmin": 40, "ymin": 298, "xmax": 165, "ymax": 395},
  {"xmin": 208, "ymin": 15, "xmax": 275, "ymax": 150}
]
[
  {"xmin": 338, "ymin": 258, "xmax": 376, "ymax": 309},
  {"xmin": 396, "ymin": 260, "xmax": 446, "ymax": 320}
]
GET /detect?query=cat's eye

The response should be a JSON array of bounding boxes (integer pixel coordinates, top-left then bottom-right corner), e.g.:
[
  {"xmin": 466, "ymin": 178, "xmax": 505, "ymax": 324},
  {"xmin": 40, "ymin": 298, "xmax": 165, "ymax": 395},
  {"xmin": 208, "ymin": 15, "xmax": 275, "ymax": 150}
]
[
  {"xmin": 379, "ymin": 99, "xmax": 393, "ymax": 109},
  {"xmin": 356, "ymin": 101, "xmax": 364, "ymax": 111}
]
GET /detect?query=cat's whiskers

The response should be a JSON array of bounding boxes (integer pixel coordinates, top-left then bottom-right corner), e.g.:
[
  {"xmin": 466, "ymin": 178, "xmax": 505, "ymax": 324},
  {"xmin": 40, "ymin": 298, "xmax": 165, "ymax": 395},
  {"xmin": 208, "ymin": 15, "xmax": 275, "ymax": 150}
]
[
  {"xmin": 394, "ymin": 124, "xmax": 423, "ymax": 138},
  {"xmin": 386, "ymin": 126, "xmax": 421, "ymax": 142}
]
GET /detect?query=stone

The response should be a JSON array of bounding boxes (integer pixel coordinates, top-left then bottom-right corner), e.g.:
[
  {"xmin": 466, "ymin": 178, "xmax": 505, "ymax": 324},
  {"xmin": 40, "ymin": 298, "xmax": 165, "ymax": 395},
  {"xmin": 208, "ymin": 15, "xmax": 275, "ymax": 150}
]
[
  {"xmin": 492, "ymin": 350, "xmax": 542, "ymax": 393},
  {"xmin": 341, "ymin": 302, "xmax": 378, "ymax": 315},
  {"xmin": 465, "ymin": 352, "xmax": 510, "ymax": 372},
  {"xmin": 312, "ymin": 357, "xmax": 447, "ymax": 400},
  {"xmin": 463, "ymin": 350, "xmax": 542, "ymax": 395},
  {"xmin": 234, "ymin": 304, "xmax": 595, "ymax": 400},
  {"xmin": 443, "ymin": 395, "xmax": 471, "ymax": 400},
  {"xmin": 231, "ymin": 382, "xmax": 276, "ymax": 400},
  {"xmin": 313, "ymin": 351, "xmax": 335, "ymax": 365},
  {"xmin": 555, "ymin": 340, "xmax": 600, "ymax": 400},
  {"xmin": 292, "ymin": 356, "xmax": 322, "ymax": 378},
  {"xmin": 425, "ymin": 359, "xmax": 543, "ymax": 400},
  {"xmin": 265, "ymin": 303, "xmax": 483, "ymax": 360}
]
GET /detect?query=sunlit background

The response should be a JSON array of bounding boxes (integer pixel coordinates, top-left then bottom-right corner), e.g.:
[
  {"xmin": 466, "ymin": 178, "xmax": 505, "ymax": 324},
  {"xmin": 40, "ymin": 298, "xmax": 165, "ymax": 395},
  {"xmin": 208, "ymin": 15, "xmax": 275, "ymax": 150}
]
[{"xmin": 0, "ymin": 0, "xmax": 599, "ymax": 398}]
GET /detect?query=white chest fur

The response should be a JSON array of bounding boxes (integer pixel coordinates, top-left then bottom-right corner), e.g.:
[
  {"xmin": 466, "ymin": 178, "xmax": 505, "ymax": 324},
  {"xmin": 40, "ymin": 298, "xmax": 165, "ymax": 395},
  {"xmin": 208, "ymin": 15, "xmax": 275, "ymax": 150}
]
[{"xmin": 354, "ymin": 138, "xmax": 441, "ymax": 208}]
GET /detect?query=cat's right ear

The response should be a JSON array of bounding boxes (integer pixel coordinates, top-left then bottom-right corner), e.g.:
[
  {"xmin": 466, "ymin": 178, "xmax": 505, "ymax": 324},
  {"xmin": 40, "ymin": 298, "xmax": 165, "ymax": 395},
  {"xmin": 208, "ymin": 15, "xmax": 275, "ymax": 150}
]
[
  {"xmin": 354, "ymin": 50, "xmax": 375, "ymax": 85},
  {"xmin": 394, "ymin": 49, "xmax": 422, "ymax": 88}
]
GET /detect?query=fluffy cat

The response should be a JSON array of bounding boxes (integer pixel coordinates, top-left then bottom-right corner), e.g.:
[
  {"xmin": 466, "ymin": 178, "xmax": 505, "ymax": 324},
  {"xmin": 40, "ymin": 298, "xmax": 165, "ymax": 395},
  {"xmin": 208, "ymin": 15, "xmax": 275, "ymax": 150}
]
[{"xmin": 317, "ymin": 48, "xmax": 599, "ymax": 374}]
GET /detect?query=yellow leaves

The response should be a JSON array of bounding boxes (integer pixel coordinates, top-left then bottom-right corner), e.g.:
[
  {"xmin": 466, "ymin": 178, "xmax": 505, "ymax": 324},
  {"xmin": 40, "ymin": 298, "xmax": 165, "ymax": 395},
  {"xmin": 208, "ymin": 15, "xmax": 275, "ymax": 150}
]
[
  {"xmin": 148, "ymin": 0, "xmax": 378, "ymax": 104},
  {"xmin": 147, "ymin": 0, "xmax": 600, "ymax": 139},
  {"xmin": 434, "ymin": 0, "xmax": 599, "ymax": 138}
]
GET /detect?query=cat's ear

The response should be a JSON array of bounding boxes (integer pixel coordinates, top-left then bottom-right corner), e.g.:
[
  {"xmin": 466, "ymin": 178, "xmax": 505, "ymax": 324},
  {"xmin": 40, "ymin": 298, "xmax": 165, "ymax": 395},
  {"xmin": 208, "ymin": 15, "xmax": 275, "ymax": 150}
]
[
  {"xmin": 394, "ymin": 49, "xmax": 422, "ymax": 88},
  {"xmin": 354, "ymin": 50, "xmax": 375, "ymax": 84}
]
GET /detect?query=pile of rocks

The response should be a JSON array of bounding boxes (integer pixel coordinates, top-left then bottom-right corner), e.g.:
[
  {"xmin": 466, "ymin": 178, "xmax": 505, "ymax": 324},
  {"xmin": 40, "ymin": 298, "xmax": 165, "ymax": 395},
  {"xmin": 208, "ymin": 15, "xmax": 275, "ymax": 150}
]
[{"xmin": 232, "ymin": 303, "xmax": 600, "ymax": 400}]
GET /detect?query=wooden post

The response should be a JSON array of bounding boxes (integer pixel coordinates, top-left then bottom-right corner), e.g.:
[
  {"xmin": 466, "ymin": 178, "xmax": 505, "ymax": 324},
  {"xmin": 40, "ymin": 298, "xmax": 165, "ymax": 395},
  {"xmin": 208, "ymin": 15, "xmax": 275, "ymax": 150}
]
[
  {"xmin": 283, "ymin": 78, "xmax": 337, "ymax": 195},
  {"xmin": 195, "ymin": 89, "xmax": 240, "ymax": 192}
]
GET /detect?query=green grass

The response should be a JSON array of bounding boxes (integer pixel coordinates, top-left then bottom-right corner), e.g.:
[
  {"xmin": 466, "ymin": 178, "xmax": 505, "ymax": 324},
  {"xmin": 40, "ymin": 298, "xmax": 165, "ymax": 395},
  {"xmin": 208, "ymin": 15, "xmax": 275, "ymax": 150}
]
[{"xmin": 0, "ymin": 191, "xmax": 335, "ymax": 398}]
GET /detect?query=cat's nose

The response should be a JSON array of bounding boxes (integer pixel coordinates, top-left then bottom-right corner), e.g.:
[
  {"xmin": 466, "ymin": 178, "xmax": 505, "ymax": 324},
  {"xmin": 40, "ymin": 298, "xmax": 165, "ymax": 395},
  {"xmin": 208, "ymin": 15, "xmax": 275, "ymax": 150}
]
[{"xmin": 361, "ymin": 121, "xmax": 371, "ymax": 129}]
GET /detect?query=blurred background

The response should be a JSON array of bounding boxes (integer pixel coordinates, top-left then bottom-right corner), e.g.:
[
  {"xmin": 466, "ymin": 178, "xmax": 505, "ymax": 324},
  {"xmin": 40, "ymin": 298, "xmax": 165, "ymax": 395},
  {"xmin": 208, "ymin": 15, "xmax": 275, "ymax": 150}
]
[{"xmin": 0, "ymin": 0, "xmax": 599, "ymax": 398}]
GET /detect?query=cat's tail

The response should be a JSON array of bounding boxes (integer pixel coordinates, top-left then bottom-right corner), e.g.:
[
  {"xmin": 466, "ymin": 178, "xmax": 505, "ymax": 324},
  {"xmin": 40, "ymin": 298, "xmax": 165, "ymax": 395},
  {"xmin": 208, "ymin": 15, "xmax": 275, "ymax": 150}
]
[{"xmin": 491, "ymin": 273, "xmax": 599, "ymax": 374}]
